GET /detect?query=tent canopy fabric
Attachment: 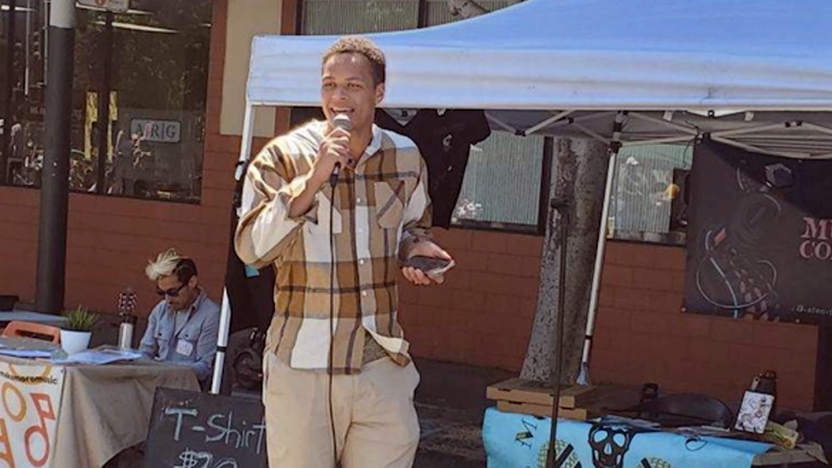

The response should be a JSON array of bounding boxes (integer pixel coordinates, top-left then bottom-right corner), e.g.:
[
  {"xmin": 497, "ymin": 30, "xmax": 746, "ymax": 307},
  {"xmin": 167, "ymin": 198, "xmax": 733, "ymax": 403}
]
[
  {"xmin": 246, "ymin": 0, "xmax": 832, "ymax": 158},
  {"xmin": 248, "ymin": 0, "xmax": 832, "ymax": 111}
]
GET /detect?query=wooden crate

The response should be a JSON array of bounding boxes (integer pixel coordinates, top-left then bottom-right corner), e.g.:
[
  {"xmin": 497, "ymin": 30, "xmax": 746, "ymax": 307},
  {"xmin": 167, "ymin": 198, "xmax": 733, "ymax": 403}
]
[
  {"xmin": 487, "ymin": 378, "xmax": 641, "ymax": 420},
  {"xmin": 486, "ymin": 378, "xmax": 599, "ymax": 408},
  {"xmin": 496, "ymin": 400, "xmax": 594, "ymax": 420}
]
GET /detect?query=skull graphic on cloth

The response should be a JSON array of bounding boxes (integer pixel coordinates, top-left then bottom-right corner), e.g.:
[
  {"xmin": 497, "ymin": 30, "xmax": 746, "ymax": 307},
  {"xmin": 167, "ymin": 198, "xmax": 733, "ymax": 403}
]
[{"xmin": 587, "ymin": 424, "xmax": 640, "ymax": 468}]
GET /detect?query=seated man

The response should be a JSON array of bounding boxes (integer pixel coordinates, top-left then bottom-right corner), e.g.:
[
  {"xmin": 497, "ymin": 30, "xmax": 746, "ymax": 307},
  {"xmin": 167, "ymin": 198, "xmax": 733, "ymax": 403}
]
[{"xmin": 139, "ymin": 248, "xmax": 220, "ymax": 389}]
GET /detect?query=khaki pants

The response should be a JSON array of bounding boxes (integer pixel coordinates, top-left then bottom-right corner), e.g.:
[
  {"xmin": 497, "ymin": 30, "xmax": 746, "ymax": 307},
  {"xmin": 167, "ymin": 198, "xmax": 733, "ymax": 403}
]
[{"xmin": 263, "ymin": 352, "xmax": 421, "ymax": 468}]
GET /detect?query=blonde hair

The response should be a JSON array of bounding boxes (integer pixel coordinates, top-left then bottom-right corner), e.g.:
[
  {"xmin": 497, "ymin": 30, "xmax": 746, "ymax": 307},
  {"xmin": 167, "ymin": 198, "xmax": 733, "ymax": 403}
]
[{"xmin": 145, "ymin": 248, "xmax": 182, "ymax": 281}]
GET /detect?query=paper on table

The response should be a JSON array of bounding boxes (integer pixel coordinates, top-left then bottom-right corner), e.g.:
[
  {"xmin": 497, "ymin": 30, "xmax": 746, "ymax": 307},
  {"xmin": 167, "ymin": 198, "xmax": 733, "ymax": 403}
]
[
  {"xmin": 0, "ymin": 349, "xmax": 54, "ymax": 358},
  {"xmin": 0, "ymin": 335, "xmax": 60, "ymax": 351},
  {"xmin": 53, "ymin": 346, "xmax": 143, "ymax": 365},
  {"xmin": 0, "ymin": 336, "xmax": 60, "ymax": 359}
]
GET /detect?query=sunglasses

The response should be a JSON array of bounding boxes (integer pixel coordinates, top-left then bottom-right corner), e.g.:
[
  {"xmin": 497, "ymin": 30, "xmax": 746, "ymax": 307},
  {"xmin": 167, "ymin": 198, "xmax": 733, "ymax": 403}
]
[{"xmin": 156, "ymin": 282, "xmax": 188, "ymax": 298}]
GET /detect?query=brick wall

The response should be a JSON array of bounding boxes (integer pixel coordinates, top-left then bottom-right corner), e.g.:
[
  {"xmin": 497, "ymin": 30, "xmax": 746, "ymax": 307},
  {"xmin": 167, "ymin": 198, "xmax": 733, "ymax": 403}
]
[
  {"xmin": 399, "ymin": 229, "xmax": 542, "ymax": 371},
  {"xmin": 591, "ymin": 242, "xmax": 818, "ymax": 411},
  {"xmin": 401, "ymin": 234, "xmax": 817, "ymax": 409},
  {"xmin": 400, "ymin": 235, "xmax": 819, "ymax": 411},
  {"xmin": 0, "ymin": 188, "xmax": 39, "ymax": 302}
]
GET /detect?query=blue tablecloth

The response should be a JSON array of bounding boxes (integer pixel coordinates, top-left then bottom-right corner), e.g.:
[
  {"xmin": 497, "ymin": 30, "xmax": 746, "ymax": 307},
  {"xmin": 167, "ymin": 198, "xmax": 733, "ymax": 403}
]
[{"xmin": 483, "ymin": 407, "xmax": 772, "ymax": 468}]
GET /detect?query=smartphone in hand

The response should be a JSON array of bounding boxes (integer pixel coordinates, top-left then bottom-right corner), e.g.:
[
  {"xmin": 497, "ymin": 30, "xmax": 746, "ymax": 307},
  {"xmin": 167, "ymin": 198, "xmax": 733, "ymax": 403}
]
[{"xmin": 405, "ymin": 256, "xmax": 456, "ymax": 278}]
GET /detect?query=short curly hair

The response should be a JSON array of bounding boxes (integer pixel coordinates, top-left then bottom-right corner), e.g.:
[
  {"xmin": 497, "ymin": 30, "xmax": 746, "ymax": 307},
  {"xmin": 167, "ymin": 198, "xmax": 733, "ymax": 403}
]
[{"xmin": 322, "ymin": 36, "xmax": 386, "ymax": 86}]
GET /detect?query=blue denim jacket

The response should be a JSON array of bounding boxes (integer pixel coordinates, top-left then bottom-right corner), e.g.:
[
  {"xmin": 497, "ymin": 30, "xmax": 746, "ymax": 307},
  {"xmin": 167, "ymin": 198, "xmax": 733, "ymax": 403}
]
[{"xmin": 139, "ymin": 290, "xmax": 220, "ymax": 383}]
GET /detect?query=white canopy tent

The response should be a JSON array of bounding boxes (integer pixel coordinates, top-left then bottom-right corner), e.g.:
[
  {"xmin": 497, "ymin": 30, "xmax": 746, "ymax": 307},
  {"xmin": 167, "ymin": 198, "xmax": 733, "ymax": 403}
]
[{"xmin": 211, "ymin": 0, "xmax": 832, "ymax": 392}]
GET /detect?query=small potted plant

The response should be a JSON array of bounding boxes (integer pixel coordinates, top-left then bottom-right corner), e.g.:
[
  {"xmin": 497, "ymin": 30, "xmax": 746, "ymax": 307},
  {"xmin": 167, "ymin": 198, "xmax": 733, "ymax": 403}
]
[{"xmin": 61, "ymin": 305, "xmax": 99, "ymax": 354}]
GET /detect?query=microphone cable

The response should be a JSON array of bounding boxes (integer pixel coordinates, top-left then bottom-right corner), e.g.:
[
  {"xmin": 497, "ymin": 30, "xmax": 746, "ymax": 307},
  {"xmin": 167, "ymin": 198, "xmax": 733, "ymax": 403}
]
[
  {"xmin": 328, "ymin": 167, "xmax": 339, "ymax": 467},
  {"xmin": 327, "ymin": 120, "xmax": 348, "ymax": 467}
]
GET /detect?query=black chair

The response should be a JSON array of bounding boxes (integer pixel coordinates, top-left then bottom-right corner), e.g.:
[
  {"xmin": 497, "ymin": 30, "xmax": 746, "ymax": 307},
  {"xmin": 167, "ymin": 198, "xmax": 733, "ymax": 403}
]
[
  {"xmin": 0, "ymin": 295, "xmax": 18, "ymax": 311},
  {"xmin": 639, "ymin": 392, "xmax": 735, "ymax": 428}
]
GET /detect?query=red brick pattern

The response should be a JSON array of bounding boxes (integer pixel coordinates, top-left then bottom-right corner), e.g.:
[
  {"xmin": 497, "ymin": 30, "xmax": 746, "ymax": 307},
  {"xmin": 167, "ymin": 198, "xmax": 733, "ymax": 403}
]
[
  {"xmin": 399, "ymin": 230, "xmax": 542, "ymax": 371},
  {"xmin": 591, "ymin": 242, "xmax": 818, "ymax": 411},
  {"xmin": 401, "ymin": 236, "xmax": 817, "ymax": 411},
  {"xmin": 0, "ymin": 188, "xmax": 39, "ymax": 302}
]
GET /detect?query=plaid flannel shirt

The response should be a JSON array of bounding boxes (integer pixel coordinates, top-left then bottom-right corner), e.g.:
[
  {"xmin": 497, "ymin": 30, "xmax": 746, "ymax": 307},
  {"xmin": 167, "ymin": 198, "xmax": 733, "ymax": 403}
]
[{"xmin": 235, "ymin": 121, "xmax": 432, "ymax": 374}]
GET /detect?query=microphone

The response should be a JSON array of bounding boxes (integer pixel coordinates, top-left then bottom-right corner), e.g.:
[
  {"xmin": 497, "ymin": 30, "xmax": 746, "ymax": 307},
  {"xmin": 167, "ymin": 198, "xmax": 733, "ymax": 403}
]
[{"xmin": 329, "ymin": 114, "xmax": 352, "ymax": 187}]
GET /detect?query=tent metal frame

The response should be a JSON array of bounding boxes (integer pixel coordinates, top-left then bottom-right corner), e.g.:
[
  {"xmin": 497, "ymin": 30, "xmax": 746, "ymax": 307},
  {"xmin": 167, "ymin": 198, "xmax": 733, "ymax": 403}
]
[
  {"xmin": 210, "ymin": 100, "xmax": 832, "ymax": 393},
  {"xmin": 471, "ymin": 108, "xmax": 832, "ymax": 386}
]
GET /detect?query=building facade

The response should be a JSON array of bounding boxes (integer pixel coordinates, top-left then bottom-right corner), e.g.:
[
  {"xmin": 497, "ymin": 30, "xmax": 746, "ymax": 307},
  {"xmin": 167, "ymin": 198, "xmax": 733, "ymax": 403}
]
[{"xmin": 0, "ymin": 0, "xmax": 821, "ymax": 410}]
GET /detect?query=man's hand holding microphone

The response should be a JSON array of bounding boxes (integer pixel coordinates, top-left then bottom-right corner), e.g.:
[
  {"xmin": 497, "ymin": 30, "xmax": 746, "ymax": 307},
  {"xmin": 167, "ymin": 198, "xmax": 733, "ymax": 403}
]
[
  {"xmin": 287, "ymin": 114, "xmax": 352, "ymax": 219},
  {"xmin": 311, "ymin": 114, "xmax": 354, "ymax": 189}
]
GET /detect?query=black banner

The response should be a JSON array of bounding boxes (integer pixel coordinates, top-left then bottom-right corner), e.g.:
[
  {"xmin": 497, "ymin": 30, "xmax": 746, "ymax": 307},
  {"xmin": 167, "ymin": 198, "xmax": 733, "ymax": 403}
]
[{"xmin": 684, "ymin": 138, "xmax": 832, "ymax": 324}]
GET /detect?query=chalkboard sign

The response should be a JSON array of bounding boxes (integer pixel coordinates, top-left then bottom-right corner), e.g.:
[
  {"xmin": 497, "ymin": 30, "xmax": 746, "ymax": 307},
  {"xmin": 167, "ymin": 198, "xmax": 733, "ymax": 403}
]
[{"xmin": 145, "ymin": 387, "xmax": 268, "ymax": 468}]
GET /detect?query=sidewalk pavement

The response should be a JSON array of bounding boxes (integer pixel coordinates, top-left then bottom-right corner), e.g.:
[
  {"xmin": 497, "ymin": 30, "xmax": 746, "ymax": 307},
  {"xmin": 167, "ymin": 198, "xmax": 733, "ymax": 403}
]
[{"xmin": 411, "ymin": 359, "xmax": 514, "ymax": 467}]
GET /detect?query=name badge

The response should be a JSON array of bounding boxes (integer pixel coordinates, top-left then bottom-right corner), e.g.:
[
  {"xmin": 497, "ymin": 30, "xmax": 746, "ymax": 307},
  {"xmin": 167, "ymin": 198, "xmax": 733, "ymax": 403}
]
[{"xmin": 176, "ymin": 339, "xmax": 194, "ymax": 357}]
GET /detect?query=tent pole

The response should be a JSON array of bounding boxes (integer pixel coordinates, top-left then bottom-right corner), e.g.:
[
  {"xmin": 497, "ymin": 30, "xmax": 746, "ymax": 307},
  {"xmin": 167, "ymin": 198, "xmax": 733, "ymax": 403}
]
[
  {"xmin": 235, "ymin": 102, "xmax": 257, "ymax": 182},
  {"xmin": 577, "ymin": 111, "xmax": 623, "ymax": 386},
  {"xmin": 484, "ymin": 112, "xmax": 518, "ymax": 133},
  {"xmin": 524, "ymin": 110, "xmax": 574, "ymax": 136},
  {"xmin": 711, "ymin": 121, "xmax": 802, "ymax": 138},
  {"xmin": 573, "ymin": 122, "xmax": 611, "ymax": 145},
  {"xmin": 211, "ymin": 101, "xmax": 256, "ymax": 395},
  {"xmin": 801, "ymin": 122, "xmax": 832, "ymax": 137},
  {"xmin": 555, "ymin": 111, "xmax": 617, "ymax": 126},
  {"xmin": 546, "ymin": 111, "xmax": 618, "ymax": 130},
  {"xmin": 711, "ymin": 135, "xmax": 807, "ymax": 159},
  {"xmin": 623, "ymin": 136, "xmax": 699, "ymax": 146},
  {"xmin": 211, "ymin": 289, "xmax": 233, "ymax": 394},
  {"xmin": 629, "ymin": 111, "xmax": 699, "ymax": 135}
]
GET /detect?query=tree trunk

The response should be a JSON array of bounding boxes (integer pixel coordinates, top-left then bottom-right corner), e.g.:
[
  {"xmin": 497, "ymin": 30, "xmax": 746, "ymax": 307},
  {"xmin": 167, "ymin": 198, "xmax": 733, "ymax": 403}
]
[
  {"xmin": 446, "ymin": 0, "xmax": 489, "ymax": 18},
  {"xmin": 520, "ymin": 137, "xmax": 610, "ymax": 384}
]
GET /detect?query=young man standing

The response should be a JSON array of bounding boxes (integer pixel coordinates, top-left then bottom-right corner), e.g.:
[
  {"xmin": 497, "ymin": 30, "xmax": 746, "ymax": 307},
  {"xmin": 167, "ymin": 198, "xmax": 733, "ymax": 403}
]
[{"xmin": 235, "ymin": 36, "xmax": 452, "ymax": 468}]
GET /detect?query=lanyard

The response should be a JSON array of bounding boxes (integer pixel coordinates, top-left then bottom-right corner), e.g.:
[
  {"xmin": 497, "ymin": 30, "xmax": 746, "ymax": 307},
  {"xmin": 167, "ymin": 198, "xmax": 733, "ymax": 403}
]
[
  {"xmin": 168, "ymin": 292, "xmax": 201, "ymax": 341},
  {"xmin": 170, "ymin": 306, "xmax": 195, "ymax": 341}
]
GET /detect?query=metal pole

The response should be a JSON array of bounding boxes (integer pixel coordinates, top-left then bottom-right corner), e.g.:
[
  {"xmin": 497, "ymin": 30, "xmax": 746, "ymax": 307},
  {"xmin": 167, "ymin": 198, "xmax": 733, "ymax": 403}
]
[
  {"xmin": 24, "ymin": 0, "xmax": 30, "ymax": 96},
  {"xmin": 578, "ymin": 111, "xmax": 624, "ymax": 386},
  {"xmin": 210, "ymin": 289, "xmax": 232, "ymax": 394},
  {"xmin": 210, "ymin": 101, "xmax": 256, "ymax": 394},
  {"xmin": 1, "ymin": 0, "xmax": 17, "ymax": 184},
  {"xmin": 95, "ymin": 11, "xmax": 113, "ymax": 194},
  {"xmin": 35, "ymin": 0, "xmax": 75, "ymax": 314},
  {"xmin": 546, "ymin": 198, "xmax": 570, "ymax": 468}
]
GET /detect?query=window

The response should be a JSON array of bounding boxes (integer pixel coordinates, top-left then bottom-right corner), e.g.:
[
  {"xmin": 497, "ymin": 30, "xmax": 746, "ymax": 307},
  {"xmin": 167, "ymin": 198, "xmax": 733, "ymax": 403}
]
[
  {"xmin": 0, "ymin": 0, "xmax": 212, "ymax": 203},
  {"xmin": 452, "ymin": 131, "xmax": 548, "ymax": 232},
  {"xmin": 299, "ymin": 0, "xmax": 520, "ymax": 33},
  {"xmin": 301, "ymin": 0, "xmax": 418, "ymax": 34},
  {"xmin": 300, "ymin": 0, "xmax": 547, "ymax": 233},
  {"xmin": 606, "ymin": 143, "xmax": 693, "ymax": 245},
  {"xmin": 423, "ymin": 0, "xmax": 517, "ymax": 26}
]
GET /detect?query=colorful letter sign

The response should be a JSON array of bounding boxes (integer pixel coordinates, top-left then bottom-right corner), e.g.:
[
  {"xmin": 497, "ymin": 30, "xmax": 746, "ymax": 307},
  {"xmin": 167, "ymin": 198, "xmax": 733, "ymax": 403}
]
[{"xmin": 0, "ymin": 363, "xmax": 65, "ymax": 468}]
